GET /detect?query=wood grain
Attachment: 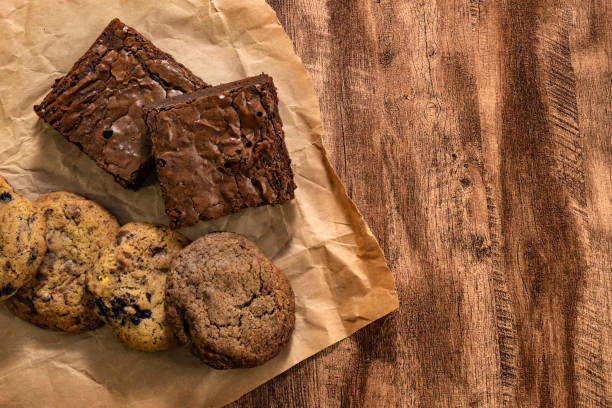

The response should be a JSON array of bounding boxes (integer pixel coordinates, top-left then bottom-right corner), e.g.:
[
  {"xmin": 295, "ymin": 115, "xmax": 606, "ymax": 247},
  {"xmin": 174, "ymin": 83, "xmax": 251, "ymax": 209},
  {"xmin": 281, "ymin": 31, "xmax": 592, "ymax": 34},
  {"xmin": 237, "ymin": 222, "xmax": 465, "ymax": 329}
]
[{"xmin": 230, "ymin": 1, "xmax": 611, "ymax": 406}]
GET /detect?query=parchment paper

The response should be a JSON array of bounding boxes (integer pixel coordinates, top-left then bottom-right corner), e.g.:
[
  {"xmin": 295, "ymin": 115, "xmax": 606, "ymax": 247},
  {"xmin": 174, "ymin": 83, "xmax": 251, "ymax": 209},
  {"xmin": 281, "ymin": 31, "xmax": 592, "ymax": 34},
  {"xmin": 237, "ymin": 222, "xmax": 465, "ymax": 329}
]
[{"xmin": 0, "ymin": 0, "xmax": 399, "ymax": 406}]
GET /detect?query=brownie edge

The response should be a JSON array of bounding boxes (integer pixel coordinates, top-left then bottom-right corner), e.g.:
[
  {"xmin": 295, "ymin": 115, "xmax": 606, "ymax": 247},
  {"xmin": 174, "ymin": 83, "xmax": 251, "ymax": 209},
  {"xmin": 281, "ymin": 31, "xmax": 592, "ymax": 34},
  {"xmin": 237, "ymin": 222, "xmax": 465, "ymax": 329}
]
[
  {"xmin": 34, "ymin": 18, "xmax": 208, "ymax": 189},
  {"xmin": 145, "ymin": 74, "xmax": 296, "ymax": 228}
]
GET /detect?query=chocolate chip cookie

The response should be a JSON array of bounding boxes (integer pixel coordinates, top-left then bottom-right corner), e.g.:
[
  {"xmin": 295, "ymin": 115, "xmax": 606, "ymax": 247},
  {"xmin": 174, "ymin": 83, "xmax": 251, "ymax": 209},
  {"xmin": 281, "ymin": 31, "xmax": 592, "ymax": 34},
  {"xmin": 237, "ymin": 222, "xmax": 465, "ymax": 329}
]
[
  {"xmin": 0, "ymin": 176, "xmax": 46, "ymax": 300},
  {"xmin": 87, "ymin": 223, "xmax": 190, "ymax": 351},
  {"xmin": 166, "ymin": 232, "xmax": 295, "ymax": 369},
  {"xmin": 5, "ymin": 192, "xmax": 119, "ymax": 332}
]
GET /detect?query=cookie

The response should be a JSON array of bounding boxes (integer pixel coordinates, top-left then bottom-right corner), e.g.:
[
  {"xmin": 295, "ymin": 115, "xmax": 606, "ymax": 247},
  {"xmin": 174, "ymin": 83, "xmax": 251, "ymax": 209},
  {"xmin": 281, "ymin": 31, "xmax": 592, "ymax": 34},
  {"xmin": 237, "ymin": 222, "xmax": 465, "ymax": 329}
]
[
  {"xmin": 0, "ymin": 176, "xmax": 46, "ymax": 300},
  {"xmin": 4, "ymin": 191, "xmax": 119, "ymax": 332},
  {"xmin": 87, "ymin": 223, "xmax": 190, "ymax": 351},
  {"xmin": 166, "ymin": 232, "xmax": 295, "ymax": 369}
]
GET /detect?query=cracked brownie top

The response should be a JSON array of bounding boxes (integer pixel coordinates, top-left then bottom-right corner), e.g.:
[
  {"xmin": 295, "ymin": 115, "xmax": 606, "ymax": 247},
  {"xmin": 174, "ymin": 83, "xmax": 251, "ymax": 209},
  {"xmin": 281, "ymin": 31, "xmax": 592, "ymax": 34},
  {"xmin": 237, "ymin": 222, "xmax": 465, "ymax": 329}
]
[
  {"xmin": 34, "ymin": 18, "xmax": 208, "ymax": 189},
  {"xmin": 144, "ymin": 74, "xmax": 296, "ymax": 228}
]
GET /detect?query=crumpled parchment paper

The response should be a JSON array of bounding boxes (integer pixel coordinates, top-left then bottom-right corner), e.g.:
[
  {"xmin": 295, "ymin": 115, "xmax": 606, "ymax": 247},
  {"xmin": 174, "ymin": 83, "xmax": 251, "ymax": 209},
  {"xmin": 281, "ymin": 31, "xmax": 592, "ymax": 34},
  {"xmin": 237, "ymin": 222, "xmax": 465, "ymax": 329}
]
[{"xmin": 0, "ymin": 0, "xmax": 399, "ymax": 406}]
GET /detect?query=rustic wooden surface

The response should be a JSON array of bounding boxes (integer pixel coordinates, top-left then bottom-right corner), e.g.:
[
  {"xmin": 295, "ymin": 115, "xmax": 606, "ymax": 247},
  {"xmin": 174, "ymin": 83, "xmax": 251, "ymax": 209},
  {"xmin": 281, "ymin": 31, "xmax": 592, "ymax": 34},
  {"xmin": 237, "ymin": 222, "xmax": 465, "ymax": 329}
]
[{"xmin": 231, "ymin": 1, "xmax": 611, "ymax": 407}]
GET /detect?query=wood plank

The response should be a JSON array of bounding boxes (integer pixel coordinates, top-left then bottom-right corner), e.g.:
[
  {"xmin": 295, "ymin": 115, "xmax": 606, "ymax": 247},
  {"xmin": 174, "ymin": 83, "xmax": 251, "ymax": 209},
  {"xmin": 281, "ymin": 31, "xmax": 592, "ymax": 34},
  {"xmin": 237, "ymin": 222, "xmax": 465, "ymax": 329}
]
[
  {"xmin": 230, "ymin": 1, "xmax": 611, "ymax": 406},
  {"xmin": 568, "ymin": 1, "xmax": 612, "ymax": 406},
  {"xmin": 494, "ymin": 2, "xmax": 610, "ymax": 405}
]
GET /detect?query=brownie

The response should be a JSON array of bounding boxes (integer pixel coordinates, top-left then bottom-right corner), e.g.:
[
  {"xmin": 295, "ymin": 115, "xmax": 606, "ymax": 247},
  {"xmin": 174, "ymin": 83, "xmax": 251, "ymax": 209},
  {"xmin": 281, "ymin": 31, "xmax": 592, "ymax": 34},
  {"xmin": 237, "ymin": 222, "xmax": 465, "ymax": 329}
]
[
  {"xmin": 33, "ymin": 18, "xmax": 208, "ymax": 189},
  {"xmin": 144, "ymin": 74, "xmax": 296, "ymax": 228}
]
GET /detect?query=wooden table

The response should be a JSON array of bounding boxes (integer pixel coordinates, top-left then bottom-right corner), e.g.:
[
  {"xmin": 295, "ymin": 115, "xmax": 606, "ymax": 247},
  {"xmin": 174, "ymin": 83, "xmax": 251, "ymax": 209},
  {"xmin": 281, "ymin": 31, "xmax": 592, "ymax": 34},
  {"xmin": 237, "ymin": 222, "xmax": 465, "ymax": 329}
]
[{"xmin": 232, "ymin": 1, "xmax": 611, "ymax": 406}]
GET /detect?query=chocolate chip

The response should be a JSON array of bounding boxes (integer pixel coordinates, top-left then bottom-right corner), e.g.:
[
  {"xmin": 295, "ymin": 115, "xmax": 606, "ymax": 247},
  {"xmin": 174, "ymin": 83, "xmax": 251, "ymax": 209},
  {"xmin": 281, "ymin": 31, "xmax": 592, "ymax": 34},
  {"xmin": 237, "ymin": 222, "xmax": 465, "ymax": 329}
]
[
  {"xmin": 0, "ymin": 192, "xmax": 12, "ymax": 202},
  {"xmin": 70, "ymin": 81, "xmax": 77, "ymax": 87},
  {"xmin": 134, "ymin": 304, "xmax": 151, "ymax": 318},
  {"xmin": 139, "ymin": 308, "xmax": 152, "ymax": 319},
  {"xmin": 110, "ymin": 297, "xmax": 127, "ymax": 318},
  {"xmin": 246, "ymin": 141, "xmax": 253, "ymax": 147},
  {"xmin": 151, "ymin": 247, "xmax": 166, "ymax": 257},
  {"xmin": 36, "ymin": 268, "xmax": 50, "ymax": 282},
  {"xmin": 102, "ymin": 130, "xmax": 113, "ymax": 139},
  {"xmin": 16, "ymin": 293, "xmax": 36, "ymax": 313},
  {"xmin": 224, "ymin": 162, "xmax": 231, "ymax": 168},
  {"xmin": 146, "ymin": 293, "xmax": 152, "ymax": 302},
  {"xmin": 27, "ymin": 248, "xmax": 38, "ymax": 266},
  {"xmin": 0, "ymin": 283, "xmax": 16, "ymax": 297},
  {"xmin": 256, "ymin": 111, "xmax": 263, "ymax": 117},
  {"xmin": 64, "ymin": 204, "xmax": 81, "ymax": 220},
  {"xmin": 116, "ymin": 230, "xmax": 130, "ymax": 246},
  {"xmin": 95, "ymin": 298, "xmax": 109, "ymax": 316},
  {"xmin": 126, "ymin": 305, "xmax": 152, "ymax": 325}
]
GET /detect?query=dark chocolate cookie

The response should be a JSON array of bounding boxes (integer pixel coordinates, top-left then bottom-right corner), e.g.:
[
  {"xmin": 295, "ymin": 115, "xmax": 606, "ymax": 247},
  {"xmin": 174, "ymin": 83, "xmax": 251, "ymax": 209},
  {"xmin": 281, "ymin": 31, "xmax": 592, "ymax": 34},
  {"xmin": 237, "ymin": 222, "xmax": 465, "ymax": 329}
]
[
  {"xmin": 166, "ymin": 232, "xmax": 295, "ymax": 369},
  {"xmin": 87, "ymin": 223, "xmax": 190, "ymax": 351},
  {"xmin": 5, "ymin": 192, "xmax": 119, "ymax": 332},
  {"xmin": 0, "ymin": 176, "xmax": 46, "ymax": 300}
]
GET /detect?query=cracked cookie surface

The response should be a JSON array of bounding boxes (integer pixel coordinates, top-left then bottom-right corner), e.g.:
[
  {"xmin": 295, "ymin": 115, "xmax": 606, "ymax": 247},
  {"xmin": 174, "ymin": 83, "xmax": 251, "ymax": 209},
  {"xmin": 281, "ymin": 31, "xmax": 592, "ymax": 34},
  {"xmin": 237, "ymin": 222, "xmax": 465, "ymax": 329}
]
[
  {"xmin": 166, "ymin": 232, "xmax": 295, "ymax": 369},
  {"xmin": 87, "ymin": 223, "xmax": 189, "ymax": 351},
  {"xmin": 0, "ymin": 176, "xmax": 46, "ymax": 301},
  {"xmin": 5, "ymin": 191, "xmax": 119, "ymax": 332}
]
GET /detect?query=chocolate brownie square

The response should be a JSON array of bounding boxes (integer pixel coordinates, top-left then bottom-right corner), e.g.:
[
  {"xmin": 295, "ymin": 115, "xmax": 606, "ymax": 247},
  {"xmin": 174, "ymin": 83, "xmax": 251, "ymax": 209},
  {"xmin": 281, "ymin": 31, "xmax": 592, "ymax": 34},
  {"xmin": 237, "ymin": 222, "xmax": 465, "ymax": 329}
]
[
  {"xmin": 144, "ymin": 74, "xmax": 296, "ymax": 228},
  {"xmin": 34, "ymin": 18, "xmax": 208, "ymax": 189}
]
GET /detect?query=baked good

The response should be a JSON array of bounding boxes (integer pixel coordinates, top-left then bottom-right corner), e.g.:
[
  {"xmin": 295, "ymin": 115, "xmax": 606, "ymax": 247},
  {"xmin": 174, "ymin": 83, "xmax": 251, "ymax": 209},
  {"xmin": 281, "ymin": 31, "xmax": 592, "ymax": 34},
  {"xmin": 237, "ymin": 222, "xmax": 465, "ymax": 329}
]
[
  {"xmin": 87, "ymin": 223, "xmax": 190, "ymax": 351},
  {"xmin": 0, "ymin": 176, "xmax": 46, "ymax": 300},
  {"xmin": 144, "ymin": 74, "xmax": 296, "ymax": 228},
  {"xmin": 165, "ymin": 232, "xmax": 295, "ymax": 369},
  {"xmin": 33, "ymin": 18, "xmax": 208, "ymax": 189},
  {"xmin": 4, "ymin": 192, "xmax": 119, "ymax": 332}
]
